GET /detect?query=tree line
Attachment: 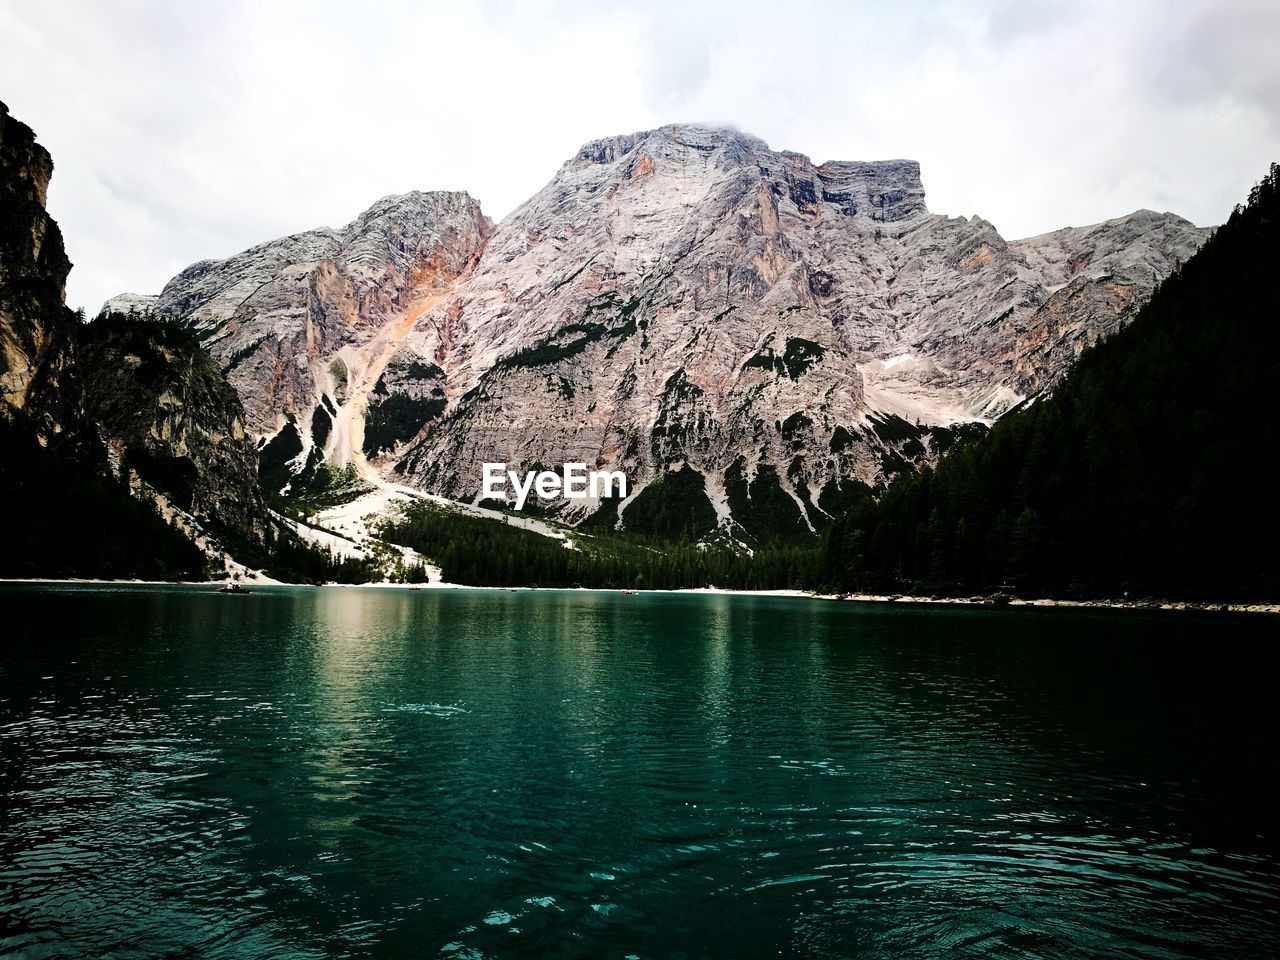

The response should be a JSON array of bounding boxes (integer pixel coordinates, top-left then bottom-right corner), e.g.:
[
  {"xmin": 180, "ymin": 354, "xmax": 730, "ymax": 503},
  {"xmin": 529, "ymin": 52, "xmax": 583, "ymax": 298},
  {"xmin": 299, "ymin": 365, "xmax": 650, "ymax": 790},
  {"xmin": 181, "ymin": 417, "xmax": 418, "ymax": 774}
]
[{"xmin": 379, "ymin": 505, "xmax": 814, "ymax": 590}]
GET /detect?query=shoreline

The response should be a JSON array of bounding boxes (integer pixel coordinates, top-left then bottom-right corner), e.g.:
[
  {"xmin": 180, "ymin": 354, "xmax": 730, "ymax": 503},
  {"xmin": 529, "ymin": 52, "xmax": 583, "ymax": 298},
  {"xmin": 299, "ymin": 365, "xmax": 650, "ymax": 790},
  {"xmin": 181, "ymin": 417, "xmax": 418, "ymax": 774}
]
[{"xmin": 3, "ymin": 577, "xmax": 1276, "ymax": 615}]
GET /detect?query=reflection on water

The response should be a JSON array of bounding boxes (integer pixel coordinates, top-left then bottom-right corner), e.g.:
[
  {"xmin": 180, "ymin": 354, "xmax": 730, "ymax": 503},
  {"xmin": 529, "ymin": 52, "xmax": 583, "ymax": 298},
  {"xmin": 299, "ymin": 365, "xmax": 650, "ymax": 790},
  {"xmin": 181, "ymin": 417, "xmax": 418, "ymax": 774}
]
[{"xmin": 1, "ymin": 584, "xmax": 1277, "ymax": 959}]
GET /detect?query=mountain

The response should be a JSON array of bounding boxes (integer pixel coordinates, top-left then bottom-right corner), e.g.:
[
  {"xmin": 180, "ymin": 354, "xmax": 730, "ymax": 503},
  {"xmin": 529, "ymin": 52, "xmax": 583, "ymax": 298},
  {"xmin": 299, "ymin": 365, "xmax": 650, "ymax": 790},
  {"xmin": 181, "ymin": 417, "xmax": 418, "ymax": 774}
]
[
  {"xmin": 77, "ymin": 311, "xmax": 270, "ymax": 546},
  {"xmin": 1, "ymin": 100, "xmax": 272, "ymax": 580},
  {"xmin": 131, "ymin": 125, "xmax": 1209, "ymax": 542},
  {"xmin": 817, "ymin": 164, "xmax": 1280, "ymax": 603},
  {"xmin": 99, "ymin": 292, "xmax": 158, "ymax": 316},
  {"xmin": 155, "ymin": 191, "xmax": 492, "ymax": 463},
  {"xmin": 1, "ymin": 100, "xmax": 74, "ymax": 430}
]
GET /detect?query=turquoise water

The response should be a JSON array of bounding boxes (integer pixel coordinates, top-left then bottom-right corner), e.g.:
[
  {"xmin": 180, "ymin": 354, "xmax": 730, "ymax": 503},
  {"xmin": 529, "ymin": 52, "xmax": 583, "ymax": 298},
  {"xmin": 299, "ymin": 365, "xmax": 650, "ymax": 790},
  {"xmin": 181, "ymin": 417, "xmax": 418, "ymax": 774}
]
[{"xmin": 1, "ymin": 584, "xmax": 1276, "ymax": 958}]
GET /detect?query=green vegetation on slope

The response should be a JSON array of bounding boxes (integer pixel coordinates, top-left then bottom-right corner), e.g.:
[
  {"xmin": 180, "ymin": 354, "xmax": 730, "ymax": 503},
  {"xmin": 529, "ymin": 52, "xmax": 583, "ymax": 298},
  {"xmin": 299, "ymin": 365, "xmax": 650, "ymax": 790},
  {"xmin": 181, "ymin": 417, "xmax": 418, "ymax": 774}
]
[
  {"xmin": 614, "ymin": 465, "xmax": 718, "ymax": 540},
  {"xmin": 725, "ymin": 458, "xmax": 811, "ymax": 544},
  {"xmin": 212, "ymin": 518, "xmax": 383, "ymax": 585},
  {"xmin": 380, "ymin": 502, "xmax": 813, "ymax": 590}
]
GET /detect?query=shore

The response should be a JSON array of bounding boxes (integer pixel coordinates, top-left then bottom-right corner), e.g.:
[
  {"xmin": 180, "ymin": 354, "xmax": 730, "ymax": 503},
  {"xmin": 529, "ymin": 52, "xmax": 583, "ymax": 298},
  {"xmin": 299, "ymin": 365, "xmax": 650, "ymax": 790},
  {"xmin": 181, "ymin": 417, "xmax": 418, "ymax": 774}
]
[{"xmin": 3, "ymin": 577, "xmax": 1276, "ymax": 614}]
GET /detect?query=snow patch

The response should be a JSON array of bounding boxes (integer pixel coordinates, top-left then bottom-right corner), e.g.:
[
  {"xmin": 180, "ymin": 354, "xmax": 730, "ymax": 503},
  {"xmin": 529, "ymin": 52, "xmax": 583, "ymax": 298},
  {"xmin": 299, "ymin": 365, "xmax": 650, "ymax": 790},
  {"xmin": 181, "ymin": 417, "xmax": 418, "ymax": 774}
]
[{"xmin": 880, "ymin": 352, "xmax": 914, "ymax": 370}]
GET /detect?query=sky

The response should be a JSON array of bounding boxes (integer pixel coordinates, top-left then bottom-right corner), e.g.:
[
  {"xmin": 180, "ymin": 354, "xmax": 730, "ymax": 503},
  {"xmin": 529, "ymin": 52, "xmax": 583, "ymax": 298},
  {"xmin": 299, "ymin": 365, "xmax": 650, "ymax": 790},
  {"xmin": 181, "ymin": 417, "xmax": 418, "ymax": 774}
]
[{"xmin": 2, "ymin": 0, "xmax": 1278, "ymax": 315}]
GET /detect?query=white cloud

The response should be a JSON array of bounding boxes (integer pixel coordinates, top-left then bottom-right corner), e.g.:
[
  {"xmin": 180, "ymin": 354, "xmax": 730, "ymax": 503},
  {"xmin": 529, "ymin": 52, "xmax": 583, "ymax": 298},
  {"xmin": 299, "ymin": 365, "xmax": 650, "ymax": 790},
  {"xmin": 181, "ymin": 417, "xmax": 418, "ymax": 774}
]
[{"xmin": 2, "ymin": 0, "xmax": 1276, "ymax": 314}]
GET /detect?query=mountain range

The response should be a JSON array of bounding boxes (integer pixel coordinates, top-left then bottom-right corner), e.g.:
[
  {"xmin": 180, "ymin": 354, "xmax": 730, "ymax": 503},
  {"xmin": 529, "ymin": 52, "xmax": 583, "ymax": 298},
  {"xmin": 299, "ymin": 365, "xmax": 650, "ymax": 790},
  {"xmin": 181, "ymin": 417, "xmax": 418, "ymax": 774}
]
[
  {"xmin": 5, "ymin": 99, "xmax": 1218, "ymax": 579},
  {"xmin": 108, "ymin": 124, "xmax": 1208, "ymax": 543}
]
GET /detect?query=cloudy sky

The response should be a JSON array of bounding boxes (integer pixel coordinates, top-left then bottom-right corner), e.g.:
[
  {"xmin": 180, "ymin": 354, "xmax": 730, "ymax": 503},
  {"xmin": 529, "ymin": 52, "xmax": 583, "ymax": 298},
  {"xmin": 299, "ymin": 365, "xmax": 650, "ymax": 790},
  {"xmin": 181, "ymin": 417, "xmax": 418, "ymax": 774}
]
[{"xmin": 3, "ymin": 0, "xmax": 1277, "ymax": 314}]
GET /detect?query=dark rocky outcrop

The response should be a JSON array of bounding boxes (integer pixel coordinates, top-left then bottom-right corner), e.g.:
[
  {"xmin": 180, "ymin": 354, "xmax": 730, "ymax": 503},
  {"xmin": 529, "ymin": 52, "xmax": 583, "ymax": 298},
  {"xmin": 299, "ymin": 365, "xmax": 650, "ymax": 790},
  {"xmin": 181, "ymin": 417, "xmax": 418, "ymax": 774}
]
[
  {"xmin": 0, "ymin": 99, "xmax": 74, "ymax": 430},
  {"xmin": 78, "ymin": 312, "xmax": 269, "ymax": 544},
  {"xmin": 0, "ymin": 100, "xmax": 270, "ymax": 578}
]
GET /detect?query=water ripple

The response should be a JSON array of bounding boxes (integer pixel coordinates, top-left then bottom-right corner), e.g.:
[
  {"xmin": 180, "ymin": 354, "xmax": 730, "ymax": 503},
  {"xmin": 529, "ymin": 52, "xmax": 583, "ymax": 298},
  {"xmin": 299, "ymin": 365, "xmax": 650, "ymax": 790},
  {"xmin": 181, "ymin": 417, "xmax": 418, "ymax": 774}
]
[{"xmin": 1, "ymin": 584, "xmax": 1277, "ymax": 958}]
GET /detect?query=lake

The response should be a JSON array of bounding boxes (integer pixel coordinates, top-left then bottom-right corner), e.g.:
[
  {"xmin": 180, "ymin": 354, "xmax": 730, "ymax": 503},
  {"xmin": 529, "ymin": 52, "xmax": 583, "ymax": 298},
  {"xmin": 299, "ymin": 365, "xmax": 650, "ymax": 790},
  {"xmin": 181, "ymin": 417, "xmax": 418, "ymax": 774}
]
[{"xmin": 1, "ymin": 584, "xmax": 1276, "ymax": 958}]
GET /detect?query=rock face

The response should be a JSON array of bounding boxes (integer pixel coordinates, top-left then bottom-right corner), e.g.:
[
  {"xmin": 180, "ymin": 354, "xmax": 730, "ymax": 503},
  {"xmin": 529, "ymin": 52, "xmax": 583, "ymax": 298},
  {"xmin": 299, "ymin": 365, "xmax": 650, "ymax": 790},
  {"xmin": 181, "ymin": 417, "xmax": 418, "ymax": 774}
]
[
  {"xmin": 150, "ymin": 123, "xmax": 1208, "ymax": 541},
  {"xmin": 0, "ymin": 101, "xmax": 271, "ymax": 575},
  {"xmin": 154, "ymin": 191, "xmax": 492, "ymax": 480},
  {"xmin": 78, "ymin": 315, "xmax": 269, "ymax": 544},
  {"xmin": 98, "ymin": 293, "xmax": 159, "ymax": 317},
  {"xmin": 1006, "ymin": 211, "xmax": 1206, "ymax": 394},
  {"xmin": 0, "ymin": 99, "xmax": 73, "ymax": 427},
  {"xmin": 389, "ymin": 125, "xmax": 1207, "ymax": 538}
]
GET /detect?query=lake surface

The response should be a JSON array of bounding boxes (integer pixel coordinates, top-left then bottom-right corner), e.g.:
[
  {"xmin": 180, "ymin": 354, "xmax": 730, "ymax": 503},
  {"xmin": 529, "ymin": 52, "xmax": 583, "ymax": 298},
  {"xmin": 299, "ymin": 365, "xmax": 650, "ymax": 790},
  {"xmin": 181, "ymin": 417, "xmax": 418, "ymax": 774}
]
[{"xmin": 1, "ymin": 585, "xmax": 1277, "ymax": 959}]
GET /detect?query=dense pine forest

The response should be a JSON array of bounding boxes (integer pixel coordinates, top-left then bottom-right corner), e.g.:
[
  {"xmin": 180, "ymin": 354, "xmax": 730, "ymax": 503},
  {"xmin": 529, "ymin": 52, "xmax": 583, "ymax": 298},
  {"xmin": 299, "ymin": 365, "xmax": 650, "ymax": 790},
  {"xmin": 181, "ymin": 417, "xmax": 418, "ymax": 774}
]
[
  {"xmin": 815, "ymin": 164, "xmax": 1280, "ymax": 602},
  {"xmin": 379, "ymin": 504, "xmax": 815, "ymax": 590}
]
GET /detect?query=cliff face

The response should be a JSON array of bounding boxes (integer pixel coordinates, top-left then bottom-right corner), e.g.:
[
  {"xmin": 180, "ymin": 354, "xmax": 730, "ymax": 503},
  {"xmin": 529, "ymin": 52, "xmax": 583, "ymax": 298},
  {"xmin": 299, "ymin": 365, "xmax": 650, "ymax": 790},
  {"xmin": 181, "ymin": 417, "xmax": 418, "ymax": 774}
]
[
  {"xmin": 78, "ymin": 314, "xmax": 269, "ymax": 544},
  {"xmin": 137, "ymin": 123, "xmax": 1208, "ymax": 540},
  {"xmin": 1006, "ymin": 210, "xmax": 1206, "ymax": 393},
  {"xmin": 0, "ymin": 100, "xmax": 271, "ymax": 575},
  {"xmin": 387, "ymin": 125, "xmax": 1206, "ymax": 534},
  {"xmin": 0, "ymin": 99, "xmax": 74, "ymax": 428},
  {"xmin": 154, "ymin": 191, "xmax": 493, "ymax": 475},
  {"xmin": 99, "ymin": 292, "xmax": 158, "ymax": 316}
]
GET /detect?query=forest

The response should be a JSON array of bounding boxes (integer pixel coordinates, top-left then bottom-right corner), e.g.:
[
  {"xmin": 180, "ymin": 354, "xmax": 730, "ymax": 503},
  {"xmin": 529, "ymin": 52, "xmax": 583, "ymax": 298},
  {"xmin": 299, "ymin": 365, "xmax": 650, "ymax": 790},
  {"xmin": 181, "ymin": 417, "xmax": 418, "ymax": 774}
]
[{"xmin": 379, "ymin": 504, "xmax": 815, "ymax": 591}]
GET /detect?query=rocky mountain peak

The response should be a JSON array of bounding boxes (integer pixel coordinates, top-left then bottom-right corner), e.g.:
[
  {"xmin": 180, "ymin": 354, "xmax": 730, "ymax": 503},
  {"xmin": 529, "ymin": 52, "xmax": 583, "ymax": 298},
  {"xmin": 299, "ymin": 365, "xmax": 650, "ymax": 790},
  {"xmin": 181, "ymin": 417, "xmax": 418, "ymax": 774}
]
[
  {"xmin": 564, "ymin": 123, "xmax": 928, "ymax": 223},
  {"xmin": 135, "ymin": 122, "xmax": 1210, "ymax": 543},
  {"xmin": 0, "ymin": 100, "xmax": 55, "ymax": 207},
  {"xmin": 99, "ymin": 293, "xmax": 159, "ymax": 317},
  {"xmin": 572, "ymin": 123, "xmax": 769, "ymax": 169},
  {"xmin": 148, "ymin": 187, "xmax": 492, "ymax": 492},
  {"xmin": 346, "ymin": 189, "xmax": 489, "ymax": 238}
]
